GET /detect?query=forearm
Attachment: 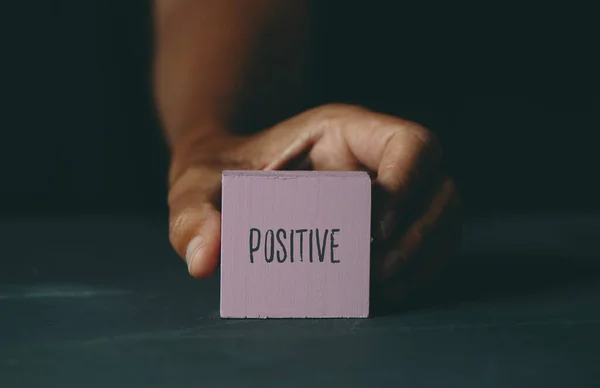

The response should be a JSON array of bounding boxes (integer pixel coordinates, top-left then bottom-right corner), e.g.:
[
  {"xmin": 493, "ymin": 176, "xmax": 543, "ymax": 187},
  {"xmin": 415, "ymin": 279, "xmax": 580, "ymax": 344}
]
[{"xmin": 152, "ymin": 0, "xmax": 309, "ymax": 148}]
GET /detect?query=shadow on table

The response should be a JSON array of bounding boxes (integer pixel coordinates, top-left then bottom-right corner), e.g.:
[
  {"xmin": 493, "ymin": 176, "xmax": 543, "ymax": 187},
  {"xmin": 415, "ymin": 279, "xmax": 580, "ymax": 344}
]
[{"xmin": 371, "ymin": 252, "xmax": 600, "ymax": 317}]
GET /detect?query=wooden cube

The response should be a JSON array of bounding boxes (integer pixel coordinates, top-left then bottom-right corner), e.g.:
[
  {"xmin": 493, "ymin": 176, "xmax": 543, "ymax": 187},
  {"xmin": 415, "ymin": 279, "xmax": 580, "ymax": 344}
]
[{"xmin": 220, "ymin": 170, "xmax": 371, "ymax": 318}]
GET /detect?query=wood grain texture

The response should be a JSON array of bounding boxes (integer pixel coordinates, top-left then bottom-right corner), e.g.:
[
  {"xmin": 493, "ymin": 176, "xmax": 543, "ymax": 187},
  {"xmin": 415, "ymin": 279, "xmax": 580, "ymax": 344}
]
[{"xmin": 220, "ymin": 170, "xmax": 371, "ymax": 318}]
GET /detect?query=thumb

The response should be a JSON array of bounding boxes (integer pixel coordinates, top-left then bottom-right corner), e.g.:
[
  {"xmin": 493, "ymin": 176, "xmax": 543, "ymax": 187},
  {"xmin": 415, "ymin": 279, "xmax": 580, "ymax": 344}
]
[{"xmin": 168, "ymin": 167, "xmax": 222, "ymax": 278}]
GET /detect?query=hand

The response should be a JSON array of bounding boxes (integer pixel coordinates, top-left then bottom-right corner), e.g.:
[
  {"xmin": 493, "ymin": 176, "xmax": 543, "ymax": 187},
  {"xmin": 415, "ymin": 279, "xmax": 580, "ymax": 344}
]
[{"xmin": 167, "ymin": 104, "xmax": 461, "ymax": 303}]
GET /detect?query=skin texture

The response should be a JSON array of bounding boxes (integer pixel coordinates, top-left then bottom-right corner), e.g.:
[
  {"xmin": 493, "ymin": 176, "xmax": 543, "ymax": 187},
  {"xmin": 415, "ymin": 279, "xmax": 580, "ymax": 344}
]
[{"xmin": 152, "ymin": 1, "xmax": 461, "ymax": 303}]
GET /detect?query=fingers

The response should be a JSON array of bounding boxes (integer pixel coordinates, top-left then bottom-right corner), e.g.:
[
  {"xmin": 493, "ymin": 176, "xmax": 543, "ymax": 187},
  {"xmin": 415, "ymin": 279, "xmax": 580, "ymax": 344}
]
[
  {"xmin": 367, "ymin": 122, "xmax": 441, "ymax": 239},
  {"xmin": 375, "ymin": 127, "xmax": 441, "ymax": 204},
  {"xmin": 251, "ymin": 104, "xmax": 442, "ymax": 184},
  {"xmin": 165, "ymin": 103, "xmax": 455, "ymax": 288},
  {"xmin": 253, "ymin": 109, "xmax": 324, "ymax": 171},
  {"xmin": 372, "ymin": 176, "xmax": 461, "ymax": 303},
  {"xmin": 322, "ymin": 105, "xmax": 442, "ymax": 240},
  {"xmin": 338, "ymin": 106, "xmax": 442, "ymax": 195},
  {"xmin": 168, "ymin": 167, "xmax": 222, "ymax": 278}
]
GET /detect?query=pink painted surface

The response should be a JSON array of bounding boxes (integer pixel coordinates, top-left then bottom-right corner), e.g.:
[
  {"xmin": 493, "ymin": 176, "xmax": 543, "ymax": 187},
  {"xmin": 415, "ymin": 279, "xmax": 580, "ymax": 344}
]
[{"xmin": 220, "ymin": 170, "xmax": 371, "ymax": 318}]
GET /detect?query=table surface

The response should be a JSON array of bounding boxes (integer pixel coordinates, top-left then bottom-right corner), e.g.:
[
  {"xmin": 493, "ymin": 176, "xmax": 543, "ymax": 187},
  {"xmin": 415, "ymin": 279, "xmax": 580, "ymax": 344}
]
[{"xmin": 2, "ymin": 214, "xmax": 600, "ymax": 387}]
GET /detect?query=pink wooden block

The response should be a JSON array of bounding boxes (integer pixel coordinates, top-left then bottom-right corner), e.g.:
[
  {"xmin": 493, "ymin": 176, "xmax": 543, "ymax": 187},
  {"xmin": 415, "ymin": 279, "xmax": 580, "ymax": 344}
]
[{"xmin": 220, "ymin": 170, "xmax": 371, "ymax": 318}]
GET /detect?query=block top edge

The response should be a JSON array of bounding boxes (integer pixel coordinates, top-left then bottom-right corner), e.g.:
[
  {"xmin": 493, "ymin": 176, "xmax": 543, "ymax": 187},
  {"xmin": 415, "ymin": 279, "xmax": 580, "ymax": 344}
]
[{"xmin": 222, "ymin": 170, "xmax": 371, "ymax": 179}]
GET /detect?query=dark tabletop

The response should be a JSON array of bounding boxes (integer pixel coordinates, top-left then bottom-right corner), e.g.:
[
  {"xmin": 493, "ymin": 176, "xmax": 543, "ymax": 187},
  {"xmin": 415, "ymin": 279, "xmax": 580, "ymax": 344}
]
[{"xmin": 1, "ymin": 214, "xmax": 600, "ymax": 387}]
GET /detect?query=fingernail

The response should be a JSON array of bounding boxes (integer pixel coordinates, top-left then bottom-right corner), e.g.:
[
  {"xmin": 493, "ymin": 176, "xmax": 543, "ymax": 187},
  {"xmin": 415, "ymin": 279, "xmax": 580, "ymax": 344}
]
[
  {"xmin": 379, "ymin": 210, "xmax": 396, "ymax": 240},
  {"xmin": 185, "ymin": 235, "xmax": 204, "ymax": 271}
]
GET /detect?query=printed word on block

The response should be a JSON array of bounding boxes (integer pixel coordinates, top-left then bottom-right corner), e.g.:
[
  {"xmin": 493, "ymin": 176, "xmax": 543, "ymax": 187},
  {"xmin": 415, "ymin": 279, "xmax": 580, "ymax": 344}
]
[{"xmin": 220, "ymin": 170, "xmax": 371, "ymax": 318}]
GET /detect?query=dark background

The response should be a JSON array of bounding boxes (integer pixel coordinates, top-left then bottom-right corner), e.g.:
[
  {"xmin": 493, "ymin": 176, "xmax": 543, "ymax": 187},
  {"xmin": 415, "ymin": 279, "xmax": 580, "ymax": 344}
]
[
  {"xmin": 1, "ymin": 3, "xmax": 600, "ymax": 385},
  {"xmin": 1, "ymin": 0, "xmax": 598, "ymax": 217}
]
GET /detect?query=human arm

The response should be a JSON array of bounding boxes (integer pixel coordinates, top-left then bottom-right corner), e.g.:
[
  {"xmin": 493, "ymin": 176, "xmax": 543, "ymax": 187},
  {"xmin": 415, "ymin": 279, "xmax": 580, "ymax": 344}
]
[
  {"xmin": 151, "ymin": 1, "xmax": 461, "ymax": 304},
  {"xmin": 153, "ymin": 0, "xmax": 309, "ymax": 150}
]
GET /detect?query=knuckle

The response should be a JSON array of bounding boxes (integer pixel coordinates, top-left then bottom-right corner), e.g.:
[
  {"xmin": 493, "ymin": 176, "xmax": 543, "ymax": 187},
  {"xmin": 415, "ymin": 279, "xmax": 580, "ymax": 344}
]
[
  {"xmin": 389, "ymin": 172, "xmax": 411, "ymax": 192},
  {"xmin": 168, "ymin": 208, "xmax": 193, "ymax": 250},
  {"xmin": 409, "ymin": 123, "xmax": 433, "ymax": 144},
  {"xmin": 412, "ymin": 126, "xmax": 442, "ymax": 158},
  {"xmin": 168, "ymin": 205, "xmax": 206, "ymax": 253}
]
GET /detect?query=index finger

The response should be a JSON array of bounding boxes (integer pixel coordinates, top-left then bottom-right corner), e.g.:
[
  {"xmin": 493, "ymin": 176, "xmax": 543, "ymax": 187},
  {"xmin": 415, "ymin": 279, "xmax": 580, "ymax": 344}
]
[{"xmin": 336, "ymin": 106, "xmax": 442, "ymax": 198}]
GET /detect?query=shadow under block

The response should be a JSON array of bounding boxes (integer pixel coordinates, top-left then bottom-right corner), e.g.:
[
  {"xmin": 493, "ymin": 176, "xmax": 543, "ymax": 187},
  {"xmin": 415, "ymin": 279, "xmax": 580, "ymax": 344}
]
[{"xmin": 220, "ymin": 170, "xmax": 371, "ymax": 318}]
